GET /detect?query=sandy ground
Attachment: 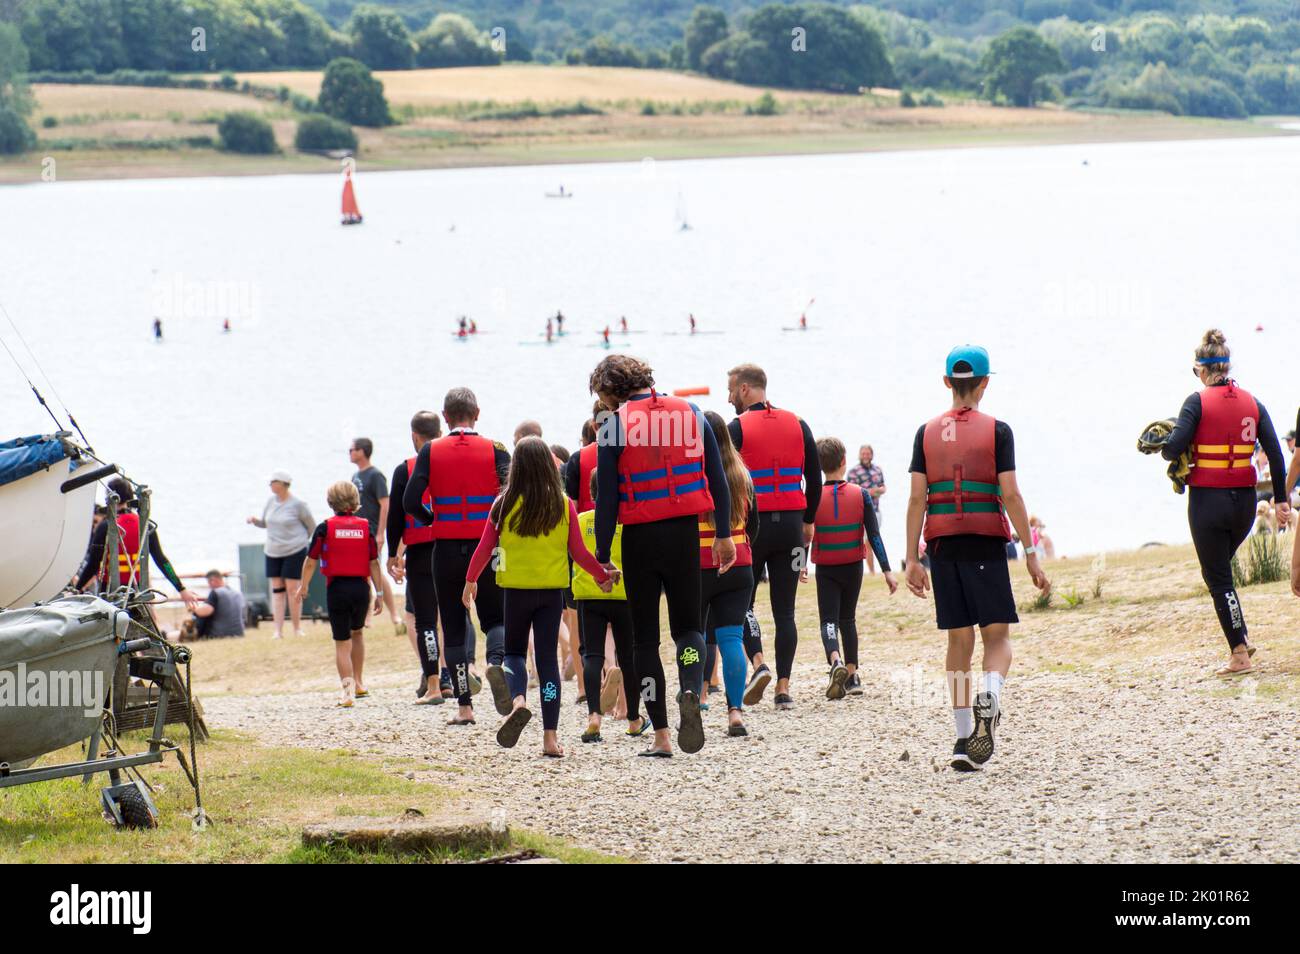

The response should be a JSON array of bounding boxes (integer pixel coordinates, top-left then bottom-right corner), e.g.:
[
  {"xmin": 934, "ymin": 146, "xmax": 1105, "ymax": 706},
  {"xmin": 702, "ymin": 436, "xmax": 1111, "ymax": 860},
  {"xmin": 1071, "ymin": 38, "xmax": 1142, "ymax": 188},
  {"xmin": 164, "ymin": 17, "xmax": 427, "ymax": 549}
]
[{"xmin": 202, "ymin": 543, "xmax": 1300, "ymax": 863}]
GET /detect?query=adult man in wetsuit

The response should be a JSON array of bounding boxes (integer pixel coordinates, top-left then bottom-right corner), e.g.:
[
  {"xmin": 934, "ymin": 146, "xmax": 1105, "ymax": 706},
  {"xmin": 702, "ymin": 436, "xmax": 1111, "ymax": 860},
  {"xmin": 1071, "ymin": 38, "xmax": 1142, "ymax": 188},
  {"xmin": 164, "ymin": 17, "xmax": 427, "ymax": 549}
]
[
  {"xmin": 726, "ymin": 363, "xmax": 821, "ymax": 710},
  {"xmin": 404, "ymin": 388, "xmax": 511, "ymax": 726}
]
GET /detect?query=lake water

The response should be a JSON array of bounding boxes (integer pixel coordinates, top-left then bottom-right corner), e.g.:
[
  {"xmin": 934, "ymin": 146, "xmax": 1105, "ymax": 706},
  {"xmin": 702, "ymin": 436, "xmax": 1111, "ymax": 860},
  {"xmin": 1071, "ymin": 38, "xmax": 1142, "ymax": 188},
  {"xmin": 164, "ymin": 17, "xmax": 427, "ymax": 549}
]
[{"xmin": 2, "ymin": 135, "xmax": 1297, "ymax": 571}]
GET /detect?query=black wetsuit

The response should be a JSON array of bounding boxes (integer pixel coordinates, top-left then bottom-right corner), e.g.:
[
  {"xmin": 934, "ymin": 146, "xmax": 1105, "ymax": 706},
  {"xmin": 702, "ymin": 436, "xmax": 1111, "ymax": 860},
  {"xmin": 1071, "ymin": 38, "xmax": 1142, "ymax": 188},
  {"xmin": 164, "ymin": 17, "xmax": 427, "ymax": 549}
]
[
  {"xmin": 594, "ymin": 396, "xmax": 731, "ymax": 731},
  {"xmin": 403, "ymin": 431, "xmax": 511, "ymax": 705},
  {"xmin": 728, "ymin": 403, "xmax": 821, "ymax": 680},
  {"xmin": 389, "ymin": 459, "xmax": 440, "ymax": 679},
  {"xmin": 1162, "ymin": 385, "xmax": 1286, "ymax": 649},
  {"xmin": 814, "ymin": 481, "xmax": 891, "ymax": 666},
  {"xmin": 75, "ymin": 511, "xmax": 185, "ymax": 592}
]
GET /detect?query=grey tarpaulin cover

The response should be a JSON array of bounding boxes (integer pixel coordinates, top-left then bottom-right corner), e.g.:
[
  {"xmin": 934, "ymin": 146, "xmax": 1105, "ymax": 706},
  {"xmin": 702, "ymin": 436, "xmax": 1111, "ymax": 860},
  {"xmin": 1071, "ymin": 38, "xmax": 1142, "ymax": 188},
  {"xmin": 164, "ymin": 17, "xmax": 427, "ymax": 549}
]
[{"xmin": 0, "ymin": 595, "xmax": 129, "ymax": 764}]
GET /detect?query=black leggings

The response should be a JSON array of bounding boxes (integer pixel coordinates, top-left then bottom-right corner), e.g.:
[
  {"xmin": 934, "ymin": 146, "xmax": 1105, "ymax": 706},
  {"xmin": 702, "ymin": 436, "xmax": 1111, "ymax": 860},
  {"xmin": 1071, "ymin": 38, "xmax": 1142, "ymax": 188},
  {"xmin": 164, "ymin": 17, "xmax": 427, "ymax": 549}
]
[
  {"xmin": 577, "ymin": 599, "xmax": 637, "ymax": 720},
  {"xmin": 814, "ymin": 561, "xmax": 863, "ymax": 665},
  {"xmin": 503, "ymin": 588, "xmax": 564, "ymax": 730},
  {"xmin": 622, "ymin": 515, "xmax": 705, "ymax": 731},
  {"xmin": 744, "ymin": 509, "xmax": 805, "ymax": 679},
  {"xmin": 434, "ymin": 539, "xmax": 505, "ymax": 705},
  {"xmin": 1188, "ymin": 486, "xmax": 1256, "ymax": 649},
  {"xmin": 405, "ymin": 544, "xmax": 440, "ymax": 678}
]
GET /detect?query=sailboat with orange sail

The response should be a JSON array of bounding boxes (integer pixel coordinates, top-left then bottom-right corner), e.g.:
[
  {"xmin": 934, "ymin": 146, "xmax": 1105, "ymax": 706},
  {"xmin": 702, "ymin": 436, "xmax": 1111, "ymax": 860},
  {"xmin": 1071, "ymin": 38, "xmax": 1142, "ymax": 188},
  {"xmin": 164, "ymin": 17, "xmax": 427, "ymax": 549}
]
[{"xmin": 341, "ymin": 168, "xmax": 363, "ymax": 226}]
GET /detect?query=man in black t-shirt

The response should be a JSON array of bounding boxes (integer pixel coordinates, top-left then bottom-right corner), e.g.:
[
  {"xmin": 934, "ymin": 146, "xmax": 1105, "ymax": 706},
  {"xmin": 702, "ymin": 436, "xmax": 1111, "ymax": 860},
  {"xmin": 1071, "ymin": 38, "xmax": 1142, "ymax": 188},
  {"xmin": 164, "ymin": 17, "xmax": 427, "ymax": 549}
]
[
  {"xmin": 350, "ymin": 437, "xmax": 402, "ymax": 631},
  {"xmin": 904, "ymin": 345, "xmax": 1049, "ymax": 775}
]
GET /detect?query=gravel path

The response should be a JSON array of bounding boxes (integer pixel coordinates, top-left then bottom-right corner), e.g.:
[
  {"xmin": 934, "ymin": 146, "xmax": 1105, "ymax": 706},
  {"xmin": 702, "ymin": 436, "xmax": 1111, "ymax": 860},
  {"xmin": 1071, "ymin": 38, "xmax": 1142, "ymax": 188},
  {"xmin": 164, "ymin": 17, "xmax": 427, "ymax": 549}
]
[{"xmin": 206, "ymin": 659, "xmax": 1298, "ymax": 863}]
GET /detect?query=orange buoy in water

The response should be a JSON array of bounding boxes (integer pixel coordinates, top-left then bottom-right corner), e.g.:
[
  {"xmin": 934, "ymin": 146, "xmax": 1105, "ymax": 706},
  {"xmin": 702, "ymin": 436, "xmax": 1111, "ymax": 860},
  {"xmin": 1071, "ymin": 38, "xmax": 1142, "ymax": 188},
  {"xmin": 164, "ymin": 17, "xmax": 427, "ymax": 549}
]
[{"xmin": 673, "ymin": 387, "xmax": 709, "ymax": 397}]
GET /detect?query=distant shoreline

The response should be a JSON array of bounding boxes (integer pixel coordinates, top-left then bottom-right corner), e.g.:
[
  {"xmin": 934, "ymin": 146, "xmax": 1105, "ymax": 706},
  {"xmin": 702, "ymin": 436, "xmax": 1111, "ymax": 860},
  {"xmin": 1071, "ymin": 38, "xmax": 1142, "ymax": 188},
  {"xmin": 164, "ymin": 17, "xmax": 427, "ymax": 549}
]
[{"xmin": 3, "ymin": 69, "xmax": 1294, "ymax": 185}]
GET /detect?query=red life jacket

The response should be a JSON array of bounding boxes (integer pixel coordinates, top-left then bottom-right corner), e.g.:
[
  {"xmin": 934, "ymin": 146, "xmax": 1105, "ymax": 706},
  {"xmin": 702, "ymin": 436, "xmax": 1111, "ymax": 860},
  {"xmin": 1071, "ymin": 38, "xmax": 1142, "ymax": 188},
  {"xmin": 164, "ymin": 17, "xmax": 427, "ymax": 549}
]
[
  {"xmin": 425, "ymin": 431, "xmax": 501, "ymax": 539},
  {"xmin": 403, "ymin": 456, "xmax": 435, "ymax": 546},
  {"xmin": 102, "ymin": 511, "xmax": 142, "ymax": 586},
  {"xmin": 738, "ymin": 404, "xmax": 806, "ymax": 512},
  {"xmin": 616, "ymin": 392, "xmax": 715, "ymax": 525},
  {"xmin": 812, "ymin": 482, "xmax": 866, "ymax": 565},
  {"xmin": 576, "ymin": 442, "xmax": 597, "ymax": 513},
  {"xmin": 321, "ymin": 514, "xmax": 372, "ymax": 578},
  {"xmin": 698, "ymin": 496, "xmax": 752, "ymax": 569},
  {"xmin": 922, "ymin": 407, "xmax": 1011, "ymax": 543},
  {"xmin": 1187, "ymin": 383, "xmax": 1259, "ymax": 489}
]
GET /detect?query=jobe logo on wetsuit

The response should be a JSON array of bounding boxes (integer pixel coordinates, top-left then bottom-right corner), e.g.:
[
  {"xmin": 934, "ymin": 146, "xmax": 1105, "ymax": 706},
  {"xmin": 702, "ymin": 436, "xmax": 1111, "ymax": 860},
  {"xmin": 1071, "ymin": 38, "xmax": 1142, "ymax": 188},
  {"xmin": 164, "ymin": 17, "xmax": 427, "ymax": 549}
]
[{"xmin": 1225, "ymin": 590, "xmax": 1243, "ymax": 630}]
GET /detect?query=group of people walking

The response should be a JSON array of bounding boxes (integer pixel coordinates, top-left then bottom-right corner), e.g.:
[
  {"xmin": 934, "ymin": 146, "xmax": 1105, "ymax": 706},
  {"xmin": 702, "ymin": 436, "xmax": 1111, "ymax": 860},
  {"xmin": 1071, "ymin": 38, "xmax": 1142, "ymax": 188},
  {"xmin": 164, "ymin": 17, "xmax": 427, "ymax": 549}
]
[{"xmin": 225, "ymin": 327, "xmax": 1290, "ymax": 770}]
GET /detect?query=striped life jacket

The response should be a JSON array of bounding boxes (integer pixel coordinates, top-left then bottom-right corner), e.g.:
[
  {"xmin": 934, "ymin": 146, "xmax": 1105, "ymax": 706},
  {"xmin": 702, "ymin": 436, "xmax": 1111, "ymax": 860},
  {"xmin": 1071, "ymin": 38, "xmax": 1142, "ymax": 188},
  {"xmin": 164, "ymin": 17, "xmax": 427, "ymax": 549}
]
[
  {"xmin": 1187, "ymin": 383, "xmax": 1259, "ymax": 489},
  {"xmin": 102, "ymin": 511, "xmax": 142, "ymax": 586},
  {"xmin": 615, "ymin": 392, "xmax": 714, "ymax": 525},
  {"xmin": 699, "ymin": 496, "xmax": 752, "ymax": 569},
  {"xmin": 922, "ymin": 407, "xmax": 1011, "ymax": 542},
  {"xmin": 812, "ymin": 482, "xmax": 866, "ymax": 565},
  {"xmin": 425, "ymin": 431, "xmax": 501, "ymax": 540},
  {"xmin": 403, "ymin": 456, "xmax": 435, "ymax": 546},
  {"xmin": 738, "ymin": 404, "xmax": 806, "ymax": 512}
]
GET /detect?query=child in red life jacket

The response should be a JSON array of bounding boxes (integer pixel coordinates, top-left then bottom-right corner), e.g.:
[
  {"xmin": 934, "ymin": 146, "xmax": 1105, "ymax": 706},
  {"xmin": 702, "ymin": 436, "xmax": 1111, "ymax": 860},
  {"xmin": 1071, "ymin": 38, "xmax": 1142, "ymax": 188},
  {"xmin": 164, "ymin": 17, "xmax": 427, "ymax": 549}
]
[
  {"xmin": 462, "ymin": 437, "xmax": 615, "ymax": 757},
  {"xmin": 804, "ymin": 437, "xmax": 898, "ymax": 700},
  {"xmin": 904, "ymin": 346, "xmax": 1050, "ymax": 773},
  {"xmin": 301, "ymin": 481, "xmax": 384, "ymax": 708}
]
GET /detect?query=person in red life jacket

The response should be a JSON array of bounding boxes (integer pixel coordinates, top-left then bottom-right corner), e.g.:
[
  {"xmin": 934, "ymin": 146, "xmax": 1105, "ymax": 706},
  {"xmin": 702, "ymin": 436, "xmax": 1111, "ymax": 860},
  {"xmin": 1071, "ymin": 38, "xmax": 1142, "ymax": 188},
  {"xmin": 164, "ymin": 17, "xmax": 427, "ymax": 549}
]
[
  {"xmin": 563, "ymin": 403, "xmax": 605, "ymax": 514},
  {"xmin": 462, "ymin": 437, "xmax": 615, "ymax": 756},
  {"xmin": 725, "ymin": 362, "xmax": 822, "ymax": 711},
  {"xmin": 699, "ymin": 410, "xmax": 759, "ymax": 737},
  {"xmin": 300, "ymin": 481, "xmax": 384, "ymax": 708},
  {"xmin": 805, "ymin": 437, "xmax": 897, "ymax": 701},
  {"xmin": 404, "ymin": 387, "xmax": 511, "ymax": 726},
  {"xmin": 386, "ymin": 410, "xmax": 449, "ymax": 704},
  {"xmin": 904, "ymin": 345, "xmax": 1049, "ymax": 773},
  {"xmin": 1160, "ymin": 329, "xmax": 1289, "ymax": 677},
  {"xmin": 590, "ymin": 354, "xmax": 734, "ymax": 757},
  {"xmin": 74, "ymin": 477, "xmax": 199, "ymax": 612}
]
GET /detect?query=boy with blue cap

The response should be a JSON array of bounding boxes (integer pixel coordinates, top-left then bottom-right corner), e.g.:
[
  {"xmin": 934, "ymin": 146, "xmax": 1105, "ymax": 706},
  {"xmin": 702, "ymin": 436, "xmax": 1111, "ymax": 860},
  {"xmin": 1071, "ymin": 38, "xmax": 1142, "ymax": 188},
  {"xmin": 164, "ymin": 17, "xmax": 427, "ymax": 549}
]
[{"xmin": 904, "ymin": 345, "xmax": 1050, "ymax": 771}]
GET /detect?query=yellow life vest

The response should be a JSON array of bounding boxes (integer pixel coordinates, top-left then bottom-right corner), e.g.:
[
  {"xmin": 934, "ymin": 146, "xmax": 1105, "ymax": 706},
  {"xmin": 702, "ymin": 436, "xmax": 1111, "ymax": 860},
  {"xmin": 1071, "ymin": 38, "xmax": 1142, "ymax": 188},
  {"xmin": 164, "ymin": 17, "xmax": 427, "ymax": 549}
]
[
  {"xmin": 572, "ymin": 510, "xmax": 625, "ymax": 601},
  {"xmin": 495, "ymin": 495, "xmax": 571, "ymax": 589}
]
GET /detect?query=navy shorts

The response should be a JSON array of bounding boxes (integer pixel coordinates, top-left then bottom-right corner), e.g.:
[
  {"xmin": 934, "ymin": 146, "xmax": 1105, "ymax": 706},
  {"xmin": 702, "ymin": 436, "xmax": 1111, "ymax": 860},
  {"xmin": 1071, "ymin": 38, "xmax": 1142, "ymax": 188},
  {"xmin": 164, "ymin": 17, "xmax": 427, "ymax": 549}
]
[
  {"xmin": 930, "ymin": 557, "xmax": 1019, "ymax": 631},
  {"xmin": 266, "ymin": 547, "xmax": 308, "ymax": 581},
  {"xmin": 326, "ymin": 577, "xmax": 371, "ymax": 641}
]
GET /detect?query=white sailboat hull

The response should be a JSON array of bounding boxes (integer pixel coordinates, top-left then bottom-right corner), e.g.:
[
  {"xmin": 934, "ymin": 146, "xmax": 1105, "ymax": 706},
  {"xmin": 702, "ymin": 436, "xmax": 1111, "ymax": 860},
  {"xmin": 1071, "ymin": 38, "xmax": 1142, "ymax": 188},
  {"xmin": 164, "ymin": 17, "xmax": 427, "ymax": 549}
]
[{"xmin": 0, "ymin": 462, "xmax": 95, "ymax": 609}]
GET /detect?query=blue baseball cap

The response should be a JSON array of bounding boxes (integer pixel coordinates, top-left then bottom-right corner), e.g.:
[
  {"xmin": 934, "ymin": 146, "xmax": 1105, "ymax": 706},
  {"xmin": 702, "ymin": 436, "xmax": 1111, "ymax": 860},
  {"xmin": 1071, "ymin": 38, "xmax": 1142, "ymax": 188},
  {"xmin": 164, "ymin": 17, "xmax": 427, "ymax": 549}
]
[{"xmin": 945, "ymin": 345, "xmax": 992, "ymax": 378}]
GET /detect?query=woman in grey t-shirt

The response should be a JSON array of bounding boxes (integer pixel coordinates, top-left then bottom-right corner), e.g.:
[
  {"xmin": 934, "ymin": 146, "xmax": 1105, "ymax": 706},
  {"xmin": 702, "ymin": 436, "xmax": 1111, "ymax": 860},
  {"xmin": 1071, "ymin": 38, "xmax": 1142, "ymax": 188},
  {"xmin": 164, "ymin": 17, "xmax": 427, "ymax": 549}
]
[{"xmin": 247, "ymin": 471, "xmax": 314, "ymax": 638}]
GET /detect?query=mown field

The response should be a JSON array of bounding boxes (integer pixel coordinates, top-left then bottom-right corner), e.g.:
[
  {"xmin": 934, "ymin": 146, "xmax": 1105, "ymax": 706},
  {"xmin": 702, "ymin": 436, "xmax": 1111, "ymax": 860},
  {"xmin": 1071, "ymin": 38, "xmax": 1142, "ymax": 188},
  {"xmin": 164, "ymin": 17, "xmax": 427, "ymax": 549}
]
[{"xmin": 4, "ymin": 65, "xmax": 1290, "ymax": 184}]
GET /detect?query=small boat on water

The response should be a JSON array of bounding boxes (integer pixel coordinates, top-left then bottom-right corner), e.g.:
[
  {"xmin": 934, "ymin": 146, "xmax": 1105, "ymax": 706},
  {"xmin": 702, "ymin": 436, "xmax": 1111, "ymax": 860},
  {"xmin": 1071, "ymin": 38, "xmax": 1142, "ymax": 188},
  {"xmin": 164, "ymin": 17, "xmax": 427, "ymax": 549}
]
[
  {"xmin": 545, "ymin": 185, "xmax": 573, "ymax": 199},
  {"xmin": 342, "ymin": 169, "xmax": 363, "ymax": 225},
  {"xmin": 0, "ymin": 434, "xmax": 100, "ymax": 610}
]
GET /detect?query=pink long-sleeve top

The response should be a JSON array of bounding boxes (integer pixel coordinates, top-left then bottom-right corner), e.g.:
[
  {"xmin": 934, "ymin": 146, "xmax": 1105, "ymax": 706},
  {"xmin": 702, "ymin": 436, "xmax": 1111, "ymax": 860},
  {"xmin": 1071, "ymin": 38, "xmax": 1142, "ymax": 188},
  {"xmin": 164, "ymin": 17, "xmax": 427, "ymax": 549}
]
[{"xmin": 466, "ymin": 498, "xmax": 610, "ymax": 586}]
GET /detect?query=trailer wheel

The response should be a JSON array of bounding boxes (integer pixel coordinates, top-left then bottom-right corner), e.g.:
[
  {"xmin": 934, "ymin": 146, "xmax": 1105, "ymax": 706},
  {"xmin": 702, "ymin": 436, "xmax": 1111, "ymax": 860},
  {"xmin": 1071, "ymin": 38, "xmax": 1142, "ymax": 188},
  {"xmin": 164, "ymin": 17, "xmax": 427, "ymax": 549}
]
[{"xmin": 117, "ymin": 785, "xmax": 159, "ymax": 830}]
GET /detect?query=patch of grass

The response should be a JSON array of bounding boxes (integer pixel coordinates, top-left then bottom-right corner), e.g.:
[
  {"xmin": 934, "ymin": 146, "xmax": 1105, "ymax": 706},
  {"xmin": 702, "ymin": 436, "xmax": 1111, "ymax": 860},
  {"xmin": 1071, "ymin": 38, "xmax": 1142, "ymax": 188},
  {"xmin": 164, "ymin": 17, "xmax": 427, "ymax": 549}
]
[
  {"xmin": 466, "ymin": 100, "xmax": 604, "ymax": 121},
  {"xmin": 1022, "ymin": 590, "xmax": 1053, "ymax": 613},
  {"xmin": 1235, "ymin": 532, "xmax": 1289, "ymax": 586},
  {"xmin": 0, "ymin": 729, "xmax": 453, "ymax": 863},
  {"xmin": 1060, "ymin": 588, "xmax": 1087, "ymax": 609}
]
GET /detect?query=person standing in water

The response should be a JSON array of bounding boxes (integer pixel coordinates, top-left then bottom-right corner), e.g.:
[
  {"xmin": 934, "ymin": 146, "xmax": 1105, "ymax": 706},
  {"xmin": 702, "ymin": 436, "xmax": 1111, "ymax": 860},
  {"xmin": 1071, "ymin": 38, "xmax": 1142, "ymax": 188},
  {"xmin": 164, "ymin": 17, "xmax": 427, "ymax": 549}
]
[
  {"xmin": 463, "ymin": 437, "xmax": 615, "ymax": 755},
  {"xmin": 590, "ymin": 354, "xmax": 734, "ymax": 757},
  {"xmin": 620, "ymin": 316, "xmax": 628, "ymax": 334},
  {"xmin": 1161, "ymin": 329, "xmax": 1288, "ymax": 677},
  {"xmin": 689, "ymin": 314, "xmax": 697, "ymax": 335},
  {"xmin": 152, "ymin": 317, "xmax": 163, "ymax": 341},
  {"xmin": 904, "ymin": 345, "xmax": 1048, "ymax": 772},
  {"xmin": 726, "ymin": 363, "xmax": 821, "ymax": 710}
]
